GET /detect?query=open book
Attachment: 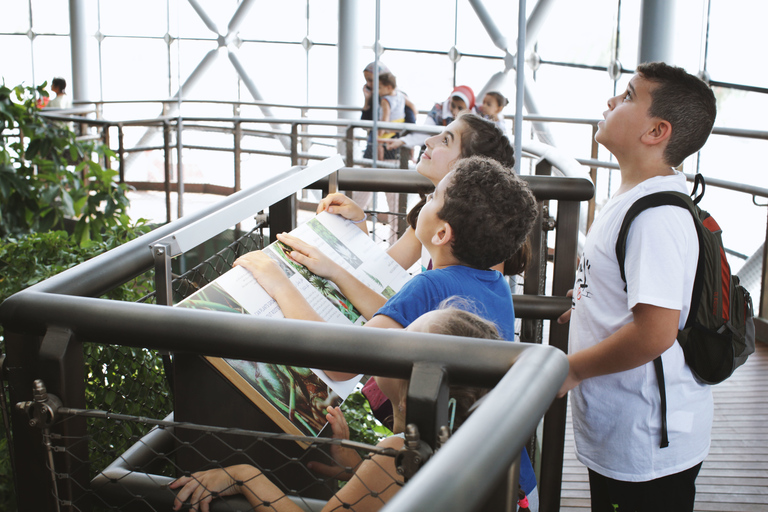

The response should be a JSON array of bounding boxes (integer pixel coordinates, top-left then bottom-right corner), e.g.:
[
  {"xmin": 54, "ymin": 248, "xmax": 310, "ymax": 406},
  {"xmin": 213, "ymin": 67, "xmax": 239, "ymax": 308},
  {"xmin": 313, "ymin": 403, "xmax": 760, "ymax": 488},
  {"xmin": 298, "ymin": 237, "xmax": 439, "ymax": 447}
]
[{"xmin": 175, "ymin": 211, "xmax": 411, "ymax": 444}]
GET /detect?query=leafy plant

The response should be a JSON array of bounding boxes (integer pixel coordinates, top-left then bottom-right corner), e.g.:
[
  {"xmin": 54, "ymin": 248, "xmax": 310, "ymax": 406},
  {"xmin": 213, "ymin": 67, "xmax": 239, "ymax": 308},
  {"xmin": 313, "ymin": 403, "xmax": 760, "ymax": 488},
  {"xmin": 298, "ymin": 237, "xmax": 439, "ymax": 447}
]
[
  {"xmin": 343, "ymin": 389, "xmax": 391, "ymax": 447},
  {"xmin": 0, "ymin": 226, "xmax": 158, "ymax": 510},
  {"xmin": 0, "ymin": 82, "xmax": 130, "ymax": 245}
]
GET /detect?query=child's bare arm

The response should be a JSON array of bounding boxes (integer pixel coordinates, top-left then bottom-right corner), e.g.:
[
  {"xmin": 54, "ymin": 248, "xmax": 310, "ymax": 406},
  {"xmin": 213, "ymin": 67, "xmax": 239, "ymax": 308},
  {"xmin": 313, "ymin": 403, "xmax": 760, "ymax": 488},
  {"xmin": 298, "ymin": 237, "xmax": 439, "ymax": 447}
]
[
  {"xmin": 325, "ymin": 435, "xmax": 405, "ymax": 510},
  {"xmin": 378, "ymin": 97, "xmax": 391, "ymax": 140},
  {"xmin": 307, "ymin": 406, "xmax": 362, "ymax": 480},
  {"xmin": 386, "ymin": 227, "xmax": 423, "ymax": 270},
  {"xmin": 234, "ymin": 251, "xmax": 323, "ymax": 322},
  {"xmin": 379, "ymin": 96, "xmax": 391, "ymax": 123}
]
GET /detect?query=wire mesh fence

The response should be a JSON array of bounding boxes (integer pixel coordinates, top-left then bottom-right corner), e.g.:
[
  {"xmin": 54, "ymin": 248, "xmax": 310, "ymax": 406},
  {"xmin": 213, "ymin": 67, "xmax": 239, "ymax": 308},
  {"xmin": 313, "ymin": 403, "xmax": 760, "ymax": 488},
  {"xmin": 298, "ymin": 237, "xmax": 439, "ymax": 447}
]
[
  {"xmin": 29, "ymin": 220, "xmax": 402, "ymax": 511},
  {"xmin": 45, "ymin": 407, "xmax": 400, "ymax": 512}
]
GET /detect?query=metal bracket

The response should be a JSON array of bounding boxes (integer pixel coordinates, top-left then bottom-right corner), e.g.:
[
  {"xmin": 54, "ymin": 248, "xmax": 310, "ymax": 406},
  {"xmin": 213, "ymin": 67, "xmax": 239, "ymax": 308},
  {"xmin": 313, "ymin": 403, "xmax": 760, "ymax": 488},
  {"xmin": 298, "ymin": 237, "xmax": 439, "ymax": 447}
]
[
  {"xmin": 16, "ymin": 379, "xmax": 62, "ymax": 429},
  {"xmin": 395, "ymin": 424, "xmax": 433, "ymax": 481},
  {"xmin": 153, "ymin": 241, "xmax": 174, "ymax": 307}
]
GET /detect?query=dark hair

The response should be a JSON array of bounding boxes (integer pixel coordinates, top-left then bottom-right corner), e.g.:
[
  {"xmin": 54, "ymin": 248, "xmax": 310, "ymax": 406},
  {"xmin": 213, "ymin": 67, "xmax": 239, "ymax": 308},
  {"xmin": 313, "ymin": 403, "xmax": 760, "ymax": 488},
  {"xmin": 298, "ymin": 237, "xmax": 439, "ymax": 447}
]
[
  {"xmin": 636, "ymin": 62, "xmax": 717, "ymax": 167},
  {"xmin": 484, "ymin": 91, "xmax": 509, "ymax": 107},
  {"xmin": 406, "ymin": 112, "xmax": 515, "ymax": 229},
  {"xmin": 457, "ymin": 111, "xmax": 514, "ymax": 167},
  {"xmin": 379, "ymin": 72, "xmax": 397, "ymax": 89},
  {"xmin": 438, "ymin": 156, "xmax": 538, "ymax": 269},
  {"xmin": 52, "ymin": 77, "xmax": 66, "ymax": 92}
]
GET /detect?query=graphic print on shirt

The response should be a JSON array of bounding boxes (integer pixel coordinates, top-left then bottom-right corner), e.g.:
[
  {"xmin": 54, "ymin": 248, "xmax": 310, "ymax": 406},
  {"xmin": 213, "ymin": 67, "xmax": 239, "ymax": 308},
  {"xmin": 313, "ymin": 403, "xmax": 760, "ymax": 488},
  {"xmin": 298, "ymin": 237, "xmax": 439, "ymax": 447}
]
[{"xmin": 574, "ymin": 254, "xmax": 592, "ymax": 302}]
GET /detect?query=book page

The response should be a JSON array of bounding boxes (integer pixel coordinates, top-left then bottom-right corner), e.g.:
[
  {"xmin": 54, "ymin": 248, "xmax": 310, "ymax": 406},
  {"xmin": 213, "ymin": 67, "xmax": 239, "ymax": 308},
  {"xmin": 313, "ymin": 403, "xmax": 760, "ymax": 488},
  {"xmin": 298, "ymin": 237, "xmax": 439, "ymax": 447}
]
[{"xmin": 174, "ymin": 211, "xmax": 411, "ymax": 439}]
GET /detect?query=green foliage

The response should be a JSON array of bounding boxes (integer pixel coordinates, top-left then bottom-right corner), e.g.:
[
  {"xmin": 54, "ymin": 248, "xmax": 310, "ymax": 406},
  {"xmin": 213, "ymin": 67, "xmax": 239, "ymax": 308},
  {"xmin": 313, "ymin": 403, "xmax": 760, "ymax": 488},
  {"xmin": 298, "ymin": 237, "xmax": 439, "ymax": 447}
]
[
  {"xmin": 0, "ymin": 82, "xmax": 129, "ymax": 245},
  {"xmin": 0, "ymin": 226, "xmax": 156, "ymax": 510},
  {"xmin": 343, "ymin": 389, "xmax": 391, "ymax": 447}
]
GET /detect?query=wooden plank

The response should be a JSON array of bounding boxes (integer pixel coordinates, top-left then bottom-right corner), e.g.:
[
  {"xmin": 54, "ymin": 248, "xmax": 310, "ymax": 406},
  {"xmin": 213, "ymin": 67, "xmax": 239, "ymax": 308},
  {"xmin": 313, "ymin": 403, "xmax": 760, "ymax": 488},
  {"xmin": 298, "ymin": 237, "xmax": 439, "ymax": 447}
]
[{"xmin": 559, "ymin": 342, "xmax": 768, "ymax": 511}]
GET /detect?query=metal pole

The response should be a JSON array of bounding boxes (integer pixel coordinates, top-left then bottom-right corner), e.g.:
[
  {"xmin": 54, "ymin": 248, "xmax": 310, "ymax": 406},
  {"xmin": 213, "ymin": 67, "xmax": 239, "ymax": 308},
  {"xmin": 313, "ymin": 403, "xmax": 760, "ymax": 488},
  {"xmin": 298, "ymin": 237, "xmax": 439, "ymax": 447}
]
[
  {"xmin": 372, "ymin": 0, "xmax": 381, "ymax": 169},
  {"xmin": 68, "ymin": 0, "xmax": 90, "ymax": 103},
  {"xmin": 638, "ymin": 0, "xmax": 676, "ymax": 64},
  {"xmin": 337, "ymin": 0, "xmax": 359, "ymax": 122},
  {"xmin": 514, "ymin": 0, "xmax": 527, "ymax": 174}
]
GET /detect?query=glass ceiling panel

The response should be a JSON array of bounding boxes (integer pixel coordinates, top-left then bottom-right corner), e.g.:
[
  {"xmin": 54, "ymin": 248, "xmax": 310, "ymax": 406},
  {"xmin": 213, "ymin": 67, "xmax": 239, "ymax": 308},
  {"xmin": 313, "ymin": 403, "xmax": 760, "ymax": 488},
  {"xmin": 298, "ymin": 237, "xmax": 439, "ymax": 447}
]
[
  {"xmin": 32, "ymin": 35, "xmax": 72, "ymax": 89},
  {"xmin": 0, "ymin": 36, "xmax": 33, "ymax": 87},
  {"xmin": 0, "ymin": 0, "xmax": 30, "ymax": 33},
  {"xmin": 706, "ymin": 0, "xmax": 768, "ymax": 87},
  {"xmin": 238, "ymin": 0, "xmax": 307, "ymax": 42},
  {"xmin": 534, "ymin": 0, "xmax": 617, "ymax": 68},
  {"xmin": 100, "ymin": 38, "xmax": 169, "ymax": 100},
  {"xmin": 374, "ymin": 0, "xmax": 455, "ymax": 53},
  {"xmin": 99, "ymin": 0, "xmax": 168, "ymax": 38},
  {"xmin": 31, "ymin": 0, "xmax": 70, "ymax": 35}
]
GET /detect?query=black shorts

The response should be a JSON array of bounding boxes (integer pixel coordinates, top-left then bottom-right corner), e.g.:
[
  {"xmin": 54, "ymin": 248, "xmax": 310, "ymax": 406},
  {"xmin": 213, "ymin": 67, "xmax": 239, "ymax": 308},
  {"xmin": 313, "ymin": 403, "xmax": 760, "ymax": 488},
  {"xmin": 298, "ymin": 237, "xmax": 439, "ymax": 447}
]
[{"xmin": 588, "ymin": 462, "xmax": 703, "ymax": 512}]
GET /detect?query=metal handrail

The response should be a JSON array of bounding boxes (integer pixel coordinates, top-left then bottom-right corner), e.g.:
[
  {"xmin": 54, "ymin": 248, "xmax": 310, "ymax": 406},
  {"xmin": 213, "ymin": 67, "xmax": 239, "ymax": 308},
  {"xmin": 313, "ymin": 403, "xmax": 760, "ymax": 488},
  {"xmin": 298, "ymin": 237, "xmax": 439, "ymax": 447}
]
[{"xmin": 1, "ymin": 156, "xmax": 590, "ymax": 511}]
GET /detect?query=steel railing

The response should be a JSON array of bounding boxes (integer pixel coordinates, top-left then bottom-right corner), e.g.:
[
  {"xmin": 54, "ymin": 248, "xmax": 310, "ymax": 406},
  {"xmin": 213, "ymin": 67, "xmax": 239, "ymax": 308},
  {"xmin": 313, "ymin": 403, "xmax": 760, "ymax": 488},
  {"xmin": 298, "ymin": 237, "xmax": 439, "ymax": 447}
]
[{"xmin": 1, "ymin": 157, "xmax": 592, "ymax": 512}]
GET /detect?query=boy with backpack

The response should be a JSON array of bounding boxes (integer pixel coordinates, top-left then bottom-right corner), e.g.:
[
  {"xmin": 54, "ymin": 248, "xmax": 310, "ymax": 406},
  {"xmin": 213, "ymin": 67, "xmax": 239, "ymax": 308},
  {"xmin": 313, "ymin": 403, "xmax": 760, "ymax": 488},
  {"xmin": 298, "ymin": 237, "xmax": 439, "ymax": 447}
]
[{"xmin": 557, "ymin": 62, "xmax": 721, "ymax": 512}]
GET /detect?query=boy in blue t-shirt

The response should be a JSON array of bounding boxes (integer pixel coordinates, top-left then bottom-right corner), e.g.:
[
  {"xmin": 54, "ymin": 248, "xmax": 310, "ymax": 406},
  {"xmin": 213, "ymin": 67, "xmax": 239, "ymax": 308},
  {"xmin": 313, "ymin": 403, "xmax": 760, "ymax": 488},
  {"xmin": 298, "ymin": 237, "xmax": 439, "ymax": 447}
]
[{"xmin": 236, "ymin": 155, "xmax": 537, "ymax": 338}]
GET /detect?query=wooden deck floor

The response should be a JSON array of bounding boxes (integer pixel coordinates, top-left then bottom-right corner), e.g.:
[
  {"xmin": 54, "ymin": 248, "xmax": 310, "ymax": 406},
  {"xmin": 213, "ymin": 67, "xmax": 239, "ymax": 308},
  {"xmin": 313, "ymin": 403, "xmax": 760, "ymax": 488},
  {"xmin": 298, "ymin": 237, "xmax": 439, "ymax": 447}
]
[{"xmin": 559, "ymin": 341, "xmax": 768, "ymax": 512}]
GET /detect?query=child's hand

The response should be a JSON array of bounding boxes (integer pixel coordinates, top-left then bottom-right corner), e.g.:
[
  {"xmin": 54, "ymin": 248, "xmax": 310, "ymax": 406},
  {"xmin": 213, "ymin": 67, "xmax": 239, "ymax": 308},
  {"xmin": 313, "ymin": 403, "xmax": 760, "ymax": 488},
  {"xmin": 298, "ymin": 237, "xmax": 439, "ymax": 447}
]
[
  {"xmin": 170, "ymin": 465, "xmax": 257, "ymax": 512},
  {"xmin": 234, "ymin": 251, "xmax": 290, "ymax": 297},
  {"xmin": 557, "ymin": 289, "xmax": 574, "ymax": 324},
  {"xmin": 384, "ymin": 139, "xmax": 406, "ymax": 150},
  {"xmin": 317, "ymin": 193, "xmax": 367, "ymax": 224},
  {"xmin": 276, "ymin": 233, "xmax": 342, "ymax": 281},
  {"xmin": 307, "ymin": 406, "xmax": 362, "ymax": 480}
]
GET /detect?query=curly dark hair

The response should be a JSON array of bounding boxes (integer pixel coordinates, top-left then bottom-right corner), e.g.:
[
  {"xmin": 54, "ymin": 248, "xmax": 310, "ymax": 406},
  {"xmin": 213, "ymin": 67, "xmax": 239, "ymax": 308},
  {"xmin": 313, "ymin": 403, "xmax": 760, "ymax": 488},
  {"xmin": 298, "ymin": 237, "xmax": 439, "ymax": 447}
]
[
  {"xmin": 636, "ymin": 62, "xmax": 717, "ymax": 167},
  {"xmin": 438, "ymin": 156, "xmax": 538, "ymax": 269}
]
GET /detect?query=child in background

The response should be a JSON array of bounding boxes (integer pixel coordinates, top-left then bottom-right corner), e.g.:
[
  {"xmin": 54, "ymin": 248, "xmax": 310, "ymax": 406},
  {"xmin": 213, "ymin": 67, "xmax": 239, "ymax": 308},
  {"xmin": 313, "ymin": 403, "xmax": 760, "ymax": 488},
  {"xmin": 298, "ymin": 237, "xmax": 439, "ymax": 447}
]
[
  {"xmin": 385, "ymin": 85, "xmax": 477, "ymax": 159},
  {"xmin": 171, "ymin": 305, "xmax": 532, "ymax": 512},
  {"xmin": 376, "ymin": 72, "xmax": 417, "ymax": 160},
  {"xmin": 479, "ymin": 91, "xmax": 509, "ymax": 134}
]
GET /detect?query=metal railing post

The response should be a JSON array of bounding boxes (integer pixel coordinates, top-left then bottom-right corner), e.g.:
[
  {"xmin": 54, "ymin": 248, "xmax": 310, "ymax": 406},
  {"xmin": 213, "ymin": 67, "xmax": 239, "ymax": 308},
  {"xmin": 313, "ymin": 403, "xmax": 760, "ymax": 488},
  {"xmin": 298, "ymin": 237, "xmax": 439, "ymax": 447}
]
[
  {"xmin": 405, "ymin": 363, "xmax": 449, "ymax": 450},
  {"xmin": 117, "ymin": 123, "xmax": 125, "ymax": 183},
  {"xmin": 290, "ymin": 122, "xmax": 299, "ymax": 166},
  {"xmin": 36, "ymin": 328, "xmax": 90, "ymax": 512},
  {"xmin": 153, "ymin": 242, "xmax": 174, "ymax": 307},
  {"xmin": 761, "ymin": 210, "xmax": 768, "ymax": 319},
  {"xmin": 234, "ymin": 119, "xmax": 242, "ymax": 193},
  {"xmin": 345, "ymin": 126, "xmax": 355, "ymax": 166},
  {"xmin": 163, "ymin": 120, "xmax": 172, "ymax": 223},
  {"xmin": 587, "ymin": 124, "xmax": 599, "ymax": 231},
  {"xmin": 539, "ymin": 193, "xmax": 588, "ymax": 512}
]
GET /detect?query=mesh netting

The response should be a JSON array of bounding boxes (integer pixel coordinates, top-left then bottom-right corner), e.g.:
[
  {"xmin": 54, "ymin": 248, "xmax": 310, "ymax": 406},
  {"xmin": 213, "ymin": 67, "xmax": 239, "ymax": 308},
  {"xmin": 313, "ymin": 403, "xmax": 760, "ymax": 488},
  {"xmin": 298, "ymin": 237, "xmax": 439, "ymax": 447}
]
[
  {"xmin": 48, "ymin": 408, "xmax": 399, "ymax": 511},
  {"xmin": 70, "ymin": 222, "xmax": 398, "ymax": 511}
]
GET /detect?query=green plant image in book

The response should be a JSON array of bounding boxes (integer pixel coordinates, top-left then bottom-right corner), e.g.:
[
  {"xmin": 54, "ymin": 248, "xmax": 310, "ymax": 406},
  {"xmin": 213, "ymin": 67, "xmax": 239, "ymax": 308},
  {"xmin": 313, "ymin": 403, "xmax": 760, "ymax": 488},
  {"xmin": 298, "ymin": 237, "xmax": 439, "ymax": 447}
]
[
  {"xmin": 306, "ymin": 218, "xmax": 363, "ymax": 269},
  {"xmin": 363, "ymin": 270, "xmax": 383, "ymax": 289},
  {"xmin": 175, "ymin": 282, "xmax": 246, "ymax": 313},
  {"xmin": 269, "ymin": 242, "xmax": 361, "ymax": 323},
  {"xmin": 225, "ymin": 360, "xmax": 342, "ymax": 436},
  {"xmin": 381, "ymin": 285, "xmax": 397, "ymax": 299}
]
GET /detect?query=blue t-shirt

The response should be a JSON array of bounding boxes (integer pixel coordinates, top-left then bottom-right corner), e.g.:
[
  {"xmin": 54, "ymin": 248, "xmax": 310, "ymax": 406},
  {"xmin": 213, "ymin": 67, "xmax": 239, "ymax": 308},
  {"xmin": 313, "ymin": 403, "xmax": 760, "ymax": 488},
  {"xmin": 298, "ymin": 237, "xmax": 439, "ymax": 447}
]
[
  {"xmin": 374, "ymin": 265, "xmax": 536, "ymax": 495},
  {"xmin": 375, "ymin": 265, "xmax": 516, "ymax": 340}
]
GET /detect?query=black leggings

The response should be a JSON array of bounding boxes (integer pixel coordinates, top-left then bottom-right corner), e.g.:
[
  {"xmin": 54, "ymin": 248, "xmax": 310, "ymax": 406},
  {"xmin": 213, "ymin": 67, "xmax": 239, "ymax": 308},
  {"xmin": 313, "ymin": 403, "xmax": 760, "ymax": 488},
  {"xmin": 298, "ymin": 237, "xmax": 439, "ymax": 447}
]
[{"xmin": 588, "ymin": 462, "xmax": 702, "ymax": 512}]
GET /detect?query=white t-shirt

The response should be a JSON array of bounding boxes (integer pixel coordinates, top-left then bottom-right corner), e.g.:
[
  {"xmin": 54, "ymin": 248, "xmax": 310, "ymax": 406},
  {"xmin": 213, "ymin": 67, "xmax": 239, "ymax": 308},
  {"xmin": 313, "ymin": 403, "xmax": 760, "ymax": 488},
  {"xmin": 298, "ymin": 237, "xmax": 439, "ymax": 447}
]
[{"xmin": 569, "ymin": 171, "xmax": 713, "ymax": 482}]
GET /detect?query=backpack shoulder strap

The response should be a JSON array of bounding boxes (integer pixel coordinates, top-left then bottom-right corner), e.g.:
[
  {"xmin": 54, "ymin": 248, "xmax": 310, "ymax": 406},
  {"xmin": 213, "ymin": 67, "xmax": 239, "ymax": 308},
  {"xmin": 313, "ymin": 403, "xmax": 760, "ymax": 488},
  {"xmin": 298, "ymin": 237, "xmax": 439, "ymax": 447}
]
[{"xmin": 615, "ymin": 191, "xmax": 695, "ymax": 285}]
